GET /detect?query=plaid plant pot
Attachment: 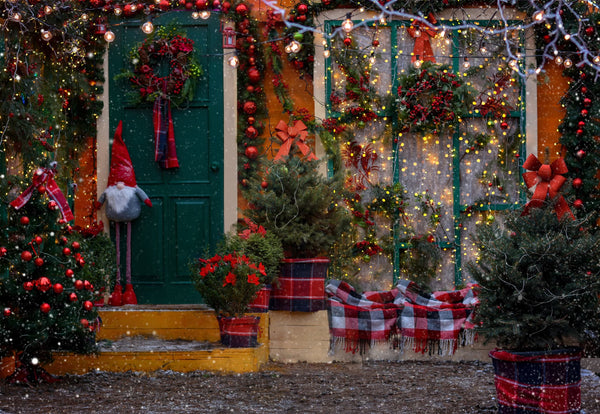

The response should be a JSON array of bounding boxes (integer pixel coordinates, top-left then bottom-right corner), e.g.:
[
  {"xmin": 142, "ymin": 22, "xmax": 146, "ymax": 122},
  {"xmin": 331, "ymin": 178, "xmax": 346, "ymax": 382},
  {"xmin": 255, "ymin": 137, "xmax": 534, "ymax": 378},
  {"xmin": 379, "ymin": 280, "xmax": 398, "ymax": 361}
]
[
  {"xmin": 490, "ymin": 348, "xmax": 582, "ymax": 414},
  {"xmin": 269, "ymin": 258, "xmax": 329, "ymax": 312},
  {"xmin": 217, "ymin": 315, "xmax": 260, "ymax": 348},
  {"xmin": 248, "ymin": 285, "xmax": 271, "ymax": 313}
]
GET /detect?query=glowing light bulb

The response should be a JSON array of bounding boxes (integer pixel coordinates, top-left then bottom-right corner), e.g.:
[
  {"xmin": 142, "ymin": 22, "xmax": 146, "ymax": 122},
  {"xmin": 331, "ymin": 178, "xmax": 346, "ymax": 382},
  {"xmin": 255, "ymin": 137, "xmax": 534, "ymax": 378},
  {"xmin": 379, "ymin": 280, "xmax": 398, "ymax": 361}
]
[
  {"xmin": 463, "ymin": 58, "xmax": 470, "ymax": 69},
  {"xmin": 413, "ymin": 29, "xmax": 422, "ymax": 38},
  {"xmin": 289, "ymin": 40, "xmax": 302, "ymax": 53},
  {"xmin": 41, "ymin": 30, "xmax": 53, "ymax": 41},
  {"xmin": 114, "ymin": 7, "xmax": 122, "ymax": 16},
  {"xmin": 564, "ymin": 33, "xmax": 571, "ymax": 40},
  {"xmin": 141, "ymin": 21, "xmax": 154, "ymax": 34},
  {"xmin": 563, "ymin": 58, "xmax": 573, "ymax": 68},
  {"xmin": 44, "ymin": 6, "xmax": 52, "ymax": 14},
  {"xmin": 533, "ymin": 10, "xmax": 544, "ymax": 21},
  {"xmin": 191, "ymin": 12, "xmax": 200, "ymax": 19},
  {"xmin": 200, "ymin": 10, "xmax": 211, "ymax": 19},
  {"xmin": 284, "ymin": 44, "xmax": 292, "ymax": 54},
  {"xmin": 104, "ymin": 30, "xmax": 115, "ymax": 43},
  {"xmin": 414, "ymin": 59, "xmax": 422, "ymax": 68},
  {"xmin": 323, "ymin": 49, "xmax": 330, "ymax": 58},
  {"xmin": 342, "ymin": 15, "xmax": 354, "ymax": 33},
  {"xmin": 228, "ymin": 55, "xmax": 239, "ymax": 67},
  {"xmin": 555, "ymin": 56, "xmax": 563, "ymax": 65},
  {"xmin": 11, "ymin": 12, "xmax": 22, "ymax": 22},
  {"xmin": 594, "ymin": 56, "xmax": 600, "ymax": 64}
]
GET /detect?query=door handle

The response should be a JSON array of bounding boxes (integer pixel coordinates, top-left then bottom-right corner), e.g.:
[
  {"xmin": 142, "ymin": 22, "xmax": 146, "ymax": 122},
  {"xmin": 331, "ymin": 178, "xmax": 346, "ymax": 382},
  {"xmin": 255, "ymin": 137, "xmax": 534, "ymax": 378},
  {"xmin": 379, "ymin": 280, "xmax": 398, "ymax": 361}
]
[{"xmin": 210, "ymin": 162, "xmax": 220, "ymax": 172}]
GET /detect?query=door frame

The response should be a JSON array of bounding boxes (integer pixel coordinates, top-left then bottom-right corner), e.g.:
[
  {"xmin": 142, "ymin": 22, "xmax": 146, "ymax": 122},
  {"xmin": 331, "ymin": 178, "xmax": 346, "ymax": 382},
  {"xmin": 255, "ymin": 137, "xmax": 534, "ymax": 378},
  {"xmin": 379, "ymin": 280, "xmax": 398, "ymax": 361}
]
[{"xmin": 95, "ymin": 20, "xmax": 238, "ymax": 290}]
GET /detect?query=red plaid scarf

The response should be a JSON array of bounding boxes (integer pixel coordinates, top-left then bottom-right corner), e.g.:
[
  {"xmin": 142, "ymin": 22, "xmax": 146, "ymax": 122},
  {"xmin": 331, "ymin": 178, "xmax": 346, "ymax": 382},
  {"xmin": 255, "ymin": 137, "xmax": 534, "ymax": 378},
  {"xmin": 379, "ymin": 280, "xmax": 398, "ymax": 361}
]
[
  {"xmin": 10, "ymin": 167, "xmax": 74, "ymax": 222},
  {"xmin": 326, "ymin": 280, "xmax": 479, "ymax": 355},
  {"xmin": 153, "ymin": 97, "xmax": 179, "ymax": 169}
]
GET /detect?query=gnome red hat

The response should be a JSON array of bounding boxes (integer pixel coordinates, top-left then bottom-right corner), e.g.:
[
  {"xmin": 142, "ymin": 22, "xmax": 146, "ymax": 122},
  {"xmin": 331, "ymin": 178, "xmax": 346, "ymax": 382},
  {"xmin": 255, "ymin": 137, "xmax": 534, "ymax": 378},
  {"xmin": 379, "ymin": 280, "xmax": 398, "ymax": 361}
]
[{"xmin": 107, "ymin": 121, "xmax": 137, "ymax": 188}]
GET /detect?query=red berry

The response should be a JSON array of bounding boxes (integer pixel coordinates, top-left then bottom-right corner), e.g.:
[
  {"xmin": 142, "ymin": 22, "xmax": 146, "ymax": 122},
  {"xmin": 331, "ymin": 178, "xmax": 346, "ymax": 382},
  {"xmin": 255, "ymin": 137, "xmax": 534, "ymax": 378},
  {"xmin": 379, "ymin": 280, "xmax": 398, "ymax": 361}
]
[
  {"xmin": 74, "ymin": 280, "xmax": 84, "ymax": 290},
  {"xmin": 34, "ymin": 257, "xmax": 44, "ymax": 267},
  {"xmin": 23, "ymin": 281, "xmax": 34, "ymax": 291},
  {"xmin": 69, "ymin": 292, "xmax": 78, "ymax": 302},
  {"xmin": 3, "ymin": 308, "xmax": 11, "ymax": 317},
  {"xmin": 34, "ymin": 236, "xmax": 43, "ymax": 244},
  {"xmin": 63, "ymin": 247, "xmax": 71, "ymax": 256},
  {"xmin": 53, "ymin": 283, "xmax": 64, "ymax": 294},
  {"xmin": 20, "ymin": 216, "xmax": 30, "ymax": 225},
  {"xmin": 65, "ymin": 268, "xmax": 74, "ymax": 277},
  {"xmin": 37, "ymin": 185, "xmax": 46, "ymax": 194},
  {"xmin": 21, "ymin": 251, "xmax": 33, "ymax": 262},
  {"xmin": 0, "ymin": 247, "xmax": 6, "ymax": 257},
  {"xmin": 80, "ymin": 319, "xmax": 89, "ymax": 328},
  {"xmin": 83, "ymin": 300, "xmax": 94, "ymax": 311},
  {"xmin": 71, "ymin": 241, "xmax": 80, "ymax": 251},
  {"xmin": 40, "ymin": 303, "xmax": 51, "ymax": 313},
  {"xmin": 573, "ymin": 178, "xmax": 583, "ymax": 189},
  {"xmin": 573, "ymin": 199, "xmax": 584, "ymax": 209}
]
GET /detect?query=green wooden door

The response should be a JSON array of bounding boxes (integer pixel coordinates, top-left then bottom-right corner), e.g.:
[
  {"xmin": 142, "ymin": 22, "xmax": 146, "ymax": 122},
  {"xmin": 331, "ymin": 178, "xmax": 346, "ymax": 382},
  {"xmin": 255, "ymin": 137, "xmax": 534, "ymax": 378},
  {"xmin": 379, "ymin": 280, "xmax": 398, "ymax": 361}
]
[{"xmin": 108, "ymin": 13, "xmax": 223, "ymax": 304}]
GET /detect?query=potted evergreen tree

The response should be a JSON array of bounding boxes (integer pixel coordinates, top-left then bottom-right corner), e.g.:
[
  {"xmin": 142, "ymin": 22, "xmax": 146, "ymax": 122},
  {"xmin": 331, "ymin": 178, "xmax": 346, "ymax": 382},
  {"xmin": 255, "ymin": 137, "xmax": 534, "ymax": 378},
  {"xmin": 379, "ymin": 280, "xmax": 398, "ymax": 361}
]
[
  {"xmin": 243, "ymin": 156, "xmax": 351, "ymax": 311},
  {"xmin": 467, "ymin": 155, "xmax": 600, "ymax": 413}
]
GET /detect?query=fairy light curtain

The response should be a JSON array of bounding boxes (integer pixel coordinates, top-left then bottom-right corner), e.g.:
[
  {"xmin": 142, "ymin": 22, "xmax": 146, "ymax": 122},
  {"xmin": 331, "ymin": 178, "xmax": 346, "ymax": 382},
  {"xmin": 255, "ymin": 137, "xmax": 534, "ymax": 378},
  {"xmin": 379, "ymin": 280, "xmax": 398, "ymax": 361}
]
[{"xmin": 325, "ymin": 18, "xmax": 525, "ymax": 290}]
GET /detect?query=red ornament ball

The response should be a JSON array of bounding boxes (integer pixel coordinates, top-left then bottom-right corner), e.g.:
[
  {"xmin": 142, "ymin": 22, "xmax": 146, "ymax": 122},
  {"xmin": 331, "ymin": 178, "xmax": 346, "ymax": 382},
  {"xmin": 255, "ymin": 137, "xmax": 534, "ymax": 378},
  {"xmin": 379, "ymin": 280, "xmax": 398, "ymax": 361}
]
[
  {"xmin": 196, "ymin": 0, "xmax": 207, "ymax": 9},
  {"xmin": 40, "ymin": 303, "xmax": 51, "ymax": 314},
  {"xmin": 213, "ymin": 0, "xmax": 221, "ymax": 8},
  {"xmin": 65, "ymin": 268, "xmax": 74, "ymax": 277},
  {"xmin": 60, "ymin": 236, "xmax": 68, "ymax": 245},
  {"xmin": 78, "ymin": 258, "xmax": 86, "ymax": 267},
  {"xmin": 247, "ymin": 67, "xmax": 261, "ymax": 84},
  {"xmin": 84, "ymin": 280, "xmax": 92, "ymax": 290},
  {"xmin": 343, "ymin": 37, "xmax": 352, "ymax": 47},
  {"xmin": 245, "ymin": 126, "xmax": 258, "ymax": 139},
  {"xmin": 247, "ymin": 116, "xmax": 255, "ymax": 125},
  {"xmin": 71, "ymin": 241, "xmax": 80, "ymax": 251},
  {"xmin": 573, "ymin": 178, "xmax": 583, "ymax": 189},
  {"xmin": 582, "ymin": 86, "xmax": 588, "ymax": 94},
  {"xmin": 159, "ymin": 0, "xmax": 170, "ymax": 11},
  {"xmin": 53, "ymin": 283, "xmax": 64, "ymax": 294},
  {"xmin": 37, "ymin": 185, "xmax": 46, "ymax": 194},
  {"xmin": 500, "ymin": 121, "xmax": 509, "ymax": 130},
  {"xmin": 36, "ymin": 277, "xmax": 52, "ymax": 292},
  {"xmin": 297, "ymin": 3, "xmax": 308, "ymax": 14},
  {"xmin": 585, "ymin": 26, "xmax": 595, "ymax": 36},
  {"xmin": 63, "ymin": 247, "xmax": 71, "ymax": 256},
  {"xmin": 584, "ymin": 97, "xmax": 592, "ymax": 107},
  {"xmin": 241, "ymin": 178, "xmax": 249, "ymax": 187},
  {"xmin": 34, "ymin": 236, "xmax": 43, "ymax": 244},
  {"xmin": 577, "ymin": 129, "xmax": 584, "ymax": 136},
  {"xmin": 74, "ymin": 280, "xmax": 84, "ymax": 290},
  {"xmin": 34, "ymin": 257, "xmax": 44, "ymax": 267},
  {"xmin": 576, "ymin": 149, "xmax": 586, "ymax": 159},
  {"xmin": 243, "ymin": 101, "xmax": 257, "ymax": 115},
  {"xmin": 3, "ymin": 308, "xmax": 11, "ymax": 317},
  {"xmin": 23, "ymin": 281, "xmax": 34, "ymax": 291},
  {"xmin": 83, "ymin": 301, "xmax": 94, "ymax": 311},
  {"xmin": 235, "ymin": 3, "xmax": 248, "ymax": 15},
  {"xmin": 0, "ymin": 247, "xmax": 6, "ymax": 257},
  {"xmin": 21, "ymin": 251, "xmax": 33, "ymax": 262},
  {"xmin": 80, "ymin": 319, "xmax": 90, "ymax": 329},
  {"xmin": 573, "ymin": 199, "xmax": 584, "ymax": 209},
  {"xmin": 372, "ymin": 39, "xmax": 380, "ymax": 47},
  {"xmin": 47, "ymin": 201, "xmax": 58, "ymax": 211},
  {"xmin": 427, "ymin": 234, "xmax": 435, "ymax": 243},
  {"xmin": 69, "ymin": 292, "xmax": 78, "ymax": 302},
  {"xmin": 261, "ymin": 180, "xmax": 268, "ymax": 189},
  {"xmin": 20, "ymin": 216, "xmax": 30, "ymax": 225},
  {"xmin": 245, "ymin": 146, "xmax": 259, "ymax": 160},
  {"xmin": 578, "ymin": 121, "xmax": 586, "ymax": 127},
  {"xmin": 581, "ymin": 109, "xmax": 589, "ymax": 117}
]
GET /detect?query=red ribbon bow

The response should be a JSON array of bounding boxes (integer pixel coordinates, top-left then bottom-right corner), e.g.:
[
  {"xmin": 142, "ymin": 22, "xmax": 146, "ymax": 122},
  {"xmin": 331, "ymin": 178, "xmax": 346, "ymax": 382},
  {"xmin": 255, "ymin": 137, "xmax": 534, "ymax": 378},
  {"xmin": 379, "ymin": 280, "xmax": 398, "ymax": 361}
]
[
  {"xmin": 522, "ymin": 154, "xmax": 574, "ymax": 220},
  {"xmin": 10, "ymin": 167, "xmax": 74, "ymax": 222},
  {"xmin": 274, "ymin": 120, "xmax": 317, "ymax": 161},
  {"xmin": 407, "ymin": 14, "xmax": 437, "ymax": 64}
]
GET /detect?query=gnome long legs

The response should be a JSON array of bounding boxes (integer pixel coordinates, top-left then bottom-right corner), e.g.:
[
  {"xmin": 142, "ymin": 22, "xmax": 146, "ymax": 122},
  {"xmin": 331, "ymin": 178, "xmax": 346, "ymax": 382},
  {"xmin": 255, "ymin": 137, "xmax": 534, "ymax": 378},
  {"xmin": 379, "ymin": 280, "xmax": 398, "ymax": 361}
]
[
  {"xmin": 110, "ymin": 221, "xmax": 136, "ymax": 305},
  {"xmin": 98, "ymin": 121, "xmax": 152, "ymax": 306}
]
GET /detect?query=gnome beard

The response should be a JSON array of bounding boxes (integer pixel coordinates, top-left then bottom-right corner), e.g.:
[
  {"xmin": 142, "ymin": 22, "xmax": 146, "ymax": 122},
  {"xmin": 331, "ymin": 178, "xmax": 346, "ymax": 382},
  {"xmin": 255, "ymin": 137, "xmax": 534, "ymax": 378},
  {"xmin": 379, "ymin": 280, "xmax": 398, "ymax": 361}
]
[{"xmin": 102, "ymin": 183, "xmax": 148, "ymax": 222}]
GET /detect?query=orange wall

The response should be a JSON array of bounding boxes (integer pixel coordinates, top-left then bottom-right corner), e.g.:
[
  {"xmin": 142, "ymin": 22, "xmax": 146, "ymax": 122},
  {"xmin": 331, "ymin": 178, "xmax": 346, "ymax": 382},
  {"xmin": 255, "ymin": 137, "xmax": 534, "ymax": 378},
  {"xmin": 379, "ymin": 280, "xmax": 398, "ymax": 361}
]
[{"xmin": 537, "ymin": 61, "xmax": 569, "ymax": 160}]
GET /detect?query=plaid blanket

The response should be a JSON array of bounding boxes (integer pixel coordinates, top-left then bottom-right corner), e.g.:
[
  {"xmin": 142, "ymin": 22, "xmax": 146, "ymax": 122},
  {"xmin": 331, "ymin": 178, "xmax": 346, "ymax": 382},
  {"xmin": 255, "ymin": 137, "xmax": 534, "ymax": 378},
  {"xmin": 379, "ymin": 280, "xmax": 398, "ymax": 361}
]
[{"xmin": 326, "ymin": 280, "xmax": 479, "ymax": 355}]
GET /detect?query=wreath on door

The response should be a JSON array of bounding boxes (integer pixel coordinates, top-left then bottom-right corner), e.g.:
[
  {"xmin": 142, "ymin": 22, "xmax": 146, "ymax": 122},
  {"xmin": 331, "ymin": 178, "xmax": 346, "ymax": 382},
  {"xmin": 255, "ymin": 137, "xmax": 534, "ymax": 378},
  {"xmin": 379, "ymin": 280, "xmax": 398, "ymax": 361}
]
[{"xmin": 116, "ymin": 25, "xmax": 203, "ymax": 169}]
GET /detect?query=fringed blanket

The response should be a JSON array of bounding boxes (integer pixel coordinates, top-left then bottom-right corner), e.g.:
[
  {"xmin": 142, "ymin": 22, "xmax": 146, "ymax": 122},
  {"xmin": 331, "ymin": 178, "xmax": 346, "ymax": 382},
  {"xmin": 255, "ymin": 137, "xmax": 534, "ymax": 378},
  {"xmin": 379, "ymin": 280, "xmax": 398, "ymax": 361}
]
[{"xmin": 326, "ymin": 280, "xmax": 479, "ymax": 355}]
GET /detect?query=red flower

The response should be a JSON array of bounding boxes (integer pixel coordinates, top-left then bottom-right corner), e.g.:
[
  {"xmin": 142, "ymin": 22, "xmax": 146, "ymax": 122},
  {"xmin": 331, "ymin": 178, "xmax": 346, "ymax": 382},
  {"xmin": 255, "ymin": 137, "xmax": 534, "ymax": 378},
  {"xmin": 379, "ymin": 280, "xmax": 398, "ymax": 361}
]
[
  {"xmin": 258, "ymin": 263, "xmax": 267, "ymax": 276},
  {"xmin": 247, "ymin": 273, "xmax": 260, "ymax": 285},
  {"xmin": 223, "ymin": 272, "xmax": 236, "ymax": 286}
]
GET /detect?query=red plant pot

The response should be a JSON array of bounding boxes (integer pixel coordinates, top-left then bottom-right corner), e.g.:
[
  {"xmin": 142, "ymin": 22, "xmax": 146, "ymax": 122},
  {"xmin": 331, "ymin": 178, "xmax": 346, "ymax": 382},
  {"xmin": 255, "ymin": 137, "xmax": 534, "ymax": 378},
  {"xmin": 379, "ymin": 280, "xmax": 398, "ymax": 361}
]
[
  {"xmin": 217, "ymin": 315, "xmax": 260, "ymax": 348},
  {"xmin": 490, "ymin": 348, "xmax": 582, "ymax": 413},
  {"xmin": 248, "ymin": 284, "xmax": 271, "ymax": 313},
  {"xmin": 269, "ymin": 258, "xmax": 329, "ymax": 312}
]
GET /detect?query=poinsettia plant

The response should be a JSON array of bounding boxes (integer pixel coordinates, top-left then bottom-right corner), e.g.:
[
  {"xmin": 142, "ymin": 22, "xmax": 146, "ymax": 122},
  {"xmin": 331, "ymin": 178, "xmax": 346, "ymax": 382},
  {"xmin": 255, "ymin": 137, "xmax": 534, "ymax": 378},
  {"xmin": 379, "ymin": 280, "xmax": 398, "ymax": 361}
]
[{"xmin": 191, "ymin": 252, "xmax": 266, "ymax": 317}]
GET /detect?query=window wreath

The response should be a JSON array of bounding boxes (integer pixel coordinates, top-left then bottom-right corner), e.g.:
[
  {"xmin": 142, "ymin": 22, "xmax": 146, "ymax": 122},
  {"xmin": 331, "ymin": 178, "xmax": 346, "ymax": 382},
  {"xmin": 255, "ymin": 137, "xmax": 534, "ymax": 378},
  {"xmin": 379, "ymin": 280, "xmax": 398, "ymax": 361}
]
[
  {"xmin": 122, "ymin": 25, "xmax": 203, "ymax": 108},
  {"xmin": 396, "ymin": 62, "xmax": 472, "ymax": 135}
]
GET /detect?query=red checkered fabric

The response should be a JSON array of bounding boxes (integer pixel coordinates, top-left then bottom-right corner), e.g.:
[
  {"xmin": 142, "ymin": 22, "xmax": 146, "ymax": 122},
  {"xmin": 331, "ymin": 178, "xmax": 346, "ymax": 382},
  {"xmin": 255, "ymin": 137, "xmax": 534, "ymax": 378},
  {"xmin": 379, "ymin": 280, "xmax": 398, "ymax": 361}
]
[
  {"xmin": 326, "ymin": 280, "xmax": 479, "ymax": 355},
  {"xmin": 490, "ymin": 349, "xmax": 582, "ymax": 414},
  {"xmin": 218, "ymin": 316, "xmax": 260, "ymax": 348},
  {"xmin": 248, "ymin": 285, "xmax": 271, "ymax": 313},
  {"xmin": 270, "ymin": 259, "xmax": 329, "ymax": 312},
  {"xmin": 153, "ymin": 97, "xmax": 179, "ymax": 169}
]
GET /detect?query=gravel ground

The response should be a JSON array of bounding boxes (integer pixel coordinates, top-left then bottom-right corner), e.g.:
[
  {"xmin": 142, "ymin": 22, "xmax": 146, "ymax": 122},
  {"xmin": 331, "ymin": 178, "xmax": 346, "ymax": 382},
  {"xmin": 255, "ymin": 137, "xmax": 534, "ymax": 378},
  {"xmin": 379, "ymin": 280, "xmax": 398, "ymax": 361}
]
[{"xmin": 1, "ymin": 360, "xmax": 599, "ymax": 414}]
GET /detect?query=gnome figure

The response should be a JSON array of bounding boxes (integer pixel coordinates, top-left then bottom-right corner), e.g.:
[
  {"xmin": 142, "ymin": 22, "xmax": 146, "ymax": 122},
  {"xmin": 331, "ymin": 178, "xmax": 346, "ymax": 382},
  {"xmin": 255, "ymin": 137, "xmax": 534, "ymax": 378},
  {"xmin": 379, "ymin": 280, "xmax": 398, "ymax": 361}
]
[{"xmin": 97, "ymin": 121, "xmax": 152, "ymax": 305}]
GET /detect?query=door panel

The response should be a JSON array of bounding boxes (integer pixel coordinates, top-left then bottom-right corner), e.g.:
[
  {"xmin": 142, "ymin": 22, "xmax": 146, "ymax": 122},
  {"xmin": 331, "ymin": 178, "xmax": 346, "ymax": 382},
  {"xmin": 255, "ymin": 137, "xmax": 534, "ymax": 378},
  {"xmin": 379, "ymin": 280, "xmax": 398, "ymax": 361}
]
[{"xmin": 109, "ymin": 13, "xmax": 223, "ymax": 303}]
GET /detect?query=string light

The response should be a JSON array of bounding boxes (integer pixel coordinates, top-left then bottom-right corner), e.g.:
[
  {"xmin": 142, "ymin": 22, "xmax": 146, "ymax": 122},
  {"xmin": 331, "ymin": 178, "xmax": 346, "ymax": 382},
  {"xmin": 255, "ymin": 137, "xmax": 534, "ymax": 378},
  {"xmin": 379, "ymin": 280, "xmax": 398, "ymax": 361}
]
[
  {"xmin": 141, "ymin": 21, "xmax": 154, "ymax": 34},
  {"xmin": 533, "ymin": 10, "xmax": 545, "ymax": 21},
  {"xmin": 288, "ymin": 40, "xmax": 302, "ymax": 53},
  {"xmin": 114, "ymin": 7, "xmax": 122, "ymax": 16},
  {"xmin": 555, "ymin": 56, "xmax": 563, "ymax": 65},
  {"xmin": 191, "ymin": 12, "xmax": 200, "ymax": 19},
  {"xmin": 323, "ymin": 49, "xmax": 330, "ymax": 58},
  {"xmin": 563, "ymin": 58, "xmax": 573, "ymax": 68},
  {"xmin": 44, "ymin": 5, "xmax": 52, "ymax": 14},
  {"xmin": 342, "ymin": 14, "xmax": 354, "ymax": 33},
  {"xmin": 594, "ymin": 56, "xmax": 600, "ymax": 64},
  {"xmin": 10, "ymin": 12, "xmax": 22, "ymax": 22},
  {"xmin": 200, "ymin": 10, "xmax": 211, "ymax": 19},
  {"xmin": 103, "ymin": 30, "xmax": 115, "ymax": 43},
  {"xmin": 462, "ymin": 57, "xmax": 471, "ymax": 69},
  {"xmin": 228, "ymin": 55, "xmax": 239, "ymax": 67},
  {"xmin": 41, "ymin": 30, "xmax": 53, "ymax": 41}
]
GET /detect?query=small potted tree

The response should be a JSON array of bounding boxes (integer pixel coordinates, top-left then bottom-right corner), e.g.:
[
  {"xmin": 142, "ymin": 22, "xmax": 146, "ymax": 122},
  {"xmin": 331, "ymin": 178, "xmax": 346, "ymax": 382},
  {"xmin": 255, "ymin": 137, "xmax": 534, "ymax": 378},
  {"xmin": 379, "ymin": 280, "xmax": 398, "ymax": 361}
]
[
  {"xmin": 467, "ymin": 155, "xmax": 600, "ymax": 413},
  {"xmin": 243, "ymin": 156, "xmax": 351, "ymax": 311},
  {"xmin": 191, "ymin": 251, "xmax": 267, "ymax": 347}
]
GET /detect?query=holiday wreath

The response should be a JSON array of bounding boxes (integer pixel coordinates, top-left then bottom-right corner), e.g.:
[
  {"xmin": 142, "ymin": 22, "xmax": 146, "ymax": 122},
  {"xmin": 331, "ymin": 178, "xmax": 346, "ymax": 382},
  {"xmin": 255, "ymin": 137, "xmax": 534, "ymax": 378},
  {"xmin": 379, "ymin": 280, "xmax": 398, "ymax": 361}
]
[
  {"xmin": 120, "ymin": 25, "xmax": 203, "ymax": 107},
  {"xmin": 396, "ymin": 61, "xmax": 473, "ymax": 135}
]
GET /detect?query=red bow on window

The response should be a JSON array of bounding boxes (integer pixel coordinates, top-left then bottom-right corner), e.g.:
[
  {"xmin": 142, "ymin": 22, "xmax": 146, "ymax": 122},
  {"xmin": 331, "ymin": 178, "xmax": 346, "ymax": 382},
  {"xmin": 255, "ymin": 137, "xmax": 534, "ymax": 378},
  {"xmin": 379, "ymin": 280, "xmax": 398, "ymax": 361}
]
[
  {"xmin": 522, "ymin": 154, "xmax": 574, "ymax": 220},
  {"xmin": 274, "ymin": 120, "xmax": 317, "ymax": 161},
  {"xmin": 407, "ymin": 14, "xmax": 438, "ymax": 64}
]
